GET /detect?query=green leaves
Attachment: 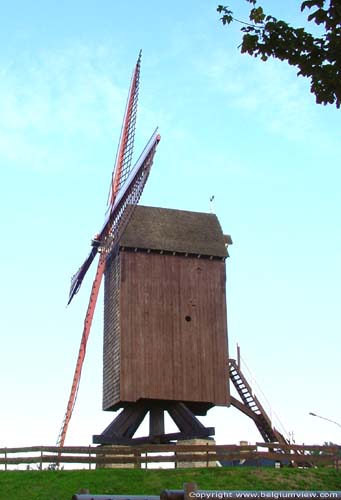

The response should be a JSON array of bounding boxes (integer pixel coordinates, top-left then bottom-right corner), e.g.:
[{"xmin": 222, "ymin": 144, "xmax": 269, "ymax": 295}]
[
  {"xmin": 217, "ymin": 5, "xmax": 234, "ymax": 25},
  {"xmin": 240, "ymin": 34, "xmax": 260, "ymax": 55},
  {"xmin": 301, "ymin": 0, "xmax": 324, "ymax": 12},
  {"xmin": 249, "ymin": 6, "xmax": 265, "ymax": 24},
  {"xmin": 217, "ymin": 0, "xmax": 341, "ymax": 108},
  {"xmin": 307, "ymin": 8, "xmax": 328, "ymax": 24}
]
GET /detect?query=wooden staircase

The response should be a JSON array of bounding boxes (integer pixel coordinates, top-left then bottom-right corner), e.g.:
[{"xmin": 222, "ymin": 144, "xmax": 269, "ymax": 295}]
[{"xmin": 229, "ymin": 358, "xmax": 287, "ymax": 445}]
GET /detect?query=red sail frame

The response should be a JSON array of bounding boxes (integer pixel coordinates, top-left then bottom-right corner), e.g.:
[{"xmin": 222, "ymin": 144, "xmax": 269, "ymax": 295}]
[
  {"xmin": 68, "ymin": 51, "xmax": 142, "ymax": 306},
  {"xmin": 56, "ymin": 52, "xmax": 160, "ymax": 449},
  {"xmin": 57, "ymin": 130, "xmax": 160, "ymax": 449}
]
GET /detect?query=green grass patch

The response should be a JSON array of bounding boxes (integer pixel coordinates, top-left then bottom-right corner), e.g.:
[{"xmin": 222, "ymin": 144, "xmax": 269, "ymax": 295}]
[{"xmin": 0, "ymin": 467, "xmax": 340, "ymax": 500}]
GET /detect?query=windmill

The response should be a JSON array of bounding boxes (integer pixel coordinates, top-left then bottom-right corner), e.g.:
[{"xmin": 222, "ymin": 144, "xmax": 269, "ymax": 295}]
[
  {"xmin": 94, "ymin": 205, "xmax": 231, "ymax": 445},
  {"xmin": 57, "ymin": 52, "xmax": 288, "ymax": 450},
  {"xmin": 56, "ymin": 51, "xmax": 160, "ymax": 448}
]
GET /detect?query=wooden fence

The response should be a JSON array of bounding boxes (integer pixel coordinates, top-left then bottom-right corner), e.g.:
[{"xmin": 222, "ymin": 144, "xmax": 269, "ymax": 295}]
[{"xmin": 0, "ymin": 443, "xmax": 340, "ymax": 470}]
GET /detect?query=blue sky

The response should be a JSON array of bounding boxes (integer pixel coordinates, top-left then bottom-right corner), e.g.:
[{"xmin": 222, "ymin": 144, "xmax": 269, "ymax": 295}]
[{"xmin": 0, "ymin": 0, "xmax": 340, "ymax": 452}]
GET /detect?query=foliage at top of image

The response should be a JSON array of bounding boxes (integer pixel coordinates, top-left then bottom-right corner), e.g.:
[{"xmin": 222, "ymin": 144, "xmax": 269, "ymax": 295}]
[{"xmin": 217, "ymin": 0, "xmax": 341, "ymax": 108}]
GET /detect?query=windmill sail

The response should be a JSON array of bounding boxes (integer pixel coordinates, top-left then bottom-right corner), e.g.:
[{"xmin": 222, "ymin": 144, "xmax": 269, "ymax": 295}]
[
  {"xmin": 68, "ymin": 248, "xmax": 98, "ymax": 305},
  {"xmin": 108, "ymin": 49, "xmax": 142, "ymax": 209},
  {"xmin": 100, "ymin": 128, "xmax": 160, "ymax": 251},
  {"xmin": 67, "ymin": 128, "xmax": 160, "ymax": 305},
  {"xmin": 57, "ymin": 53, "xmax": 160, "ymax": 450},
  {"xmin": 57, "ymin": 129, "xmax": 160, "ymax": 450},
  {"xmin": 67, "ymin": 51, "xmax": 143, "ymax": 306}
]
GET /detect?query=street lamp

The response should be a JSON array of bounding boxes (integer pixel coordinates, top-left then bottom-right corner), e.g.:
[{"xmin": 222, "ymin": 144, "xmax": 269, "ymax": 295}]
[{"xmin": 309, "ymin": 412, "xmax": 341, "ymax": 428}]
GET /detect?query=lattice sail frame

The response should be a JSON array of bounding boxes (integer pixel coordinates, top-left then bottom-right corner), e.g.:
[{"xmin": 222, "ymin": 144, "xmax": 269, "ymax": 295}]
[
  {"xmin": 68, "ymin": 52, "xmax": 143, "ymax": 306},
  {"xmin": 57, "ymin": 130, "xmax": 160, "ymax": 450},
  {"xmin": 109, "ymin": 50, "xmax": 142, "ymax": 206},
  {"xmin": 56, "ymin": 52, "xmax": 160, "ymax": 451},
  {"xmin": 101, "ymin": 129, "xmax": 160, "ymax": 257}
]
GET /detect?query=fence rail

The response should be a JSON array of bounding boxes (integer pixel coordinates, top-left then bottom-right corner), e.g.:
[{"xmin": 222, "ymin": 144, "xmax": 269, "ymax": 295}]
[{"xmin": 0, "ymin": 443, "xmax": 340, "ymax": 469}]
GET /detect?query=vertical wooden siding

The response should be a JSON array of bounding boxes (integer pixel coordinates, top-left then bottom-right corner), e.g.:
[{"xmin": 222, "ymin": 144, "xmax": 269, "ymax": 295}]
[
  {"xmin": 118, "ymin": 251, "xmax": 229, "ymax": 407},
  {"xmin": 103, "ymin": 252, "xmax": 121, "ymax": 411}
]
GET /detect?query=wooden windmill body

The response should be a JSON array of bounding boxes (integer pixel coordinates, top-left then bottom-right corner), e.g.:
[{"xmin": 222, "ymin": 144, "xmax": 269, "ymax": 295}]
[{"xmin": 94, "ymin": 205, "xmax": 232, "ymax": 444}]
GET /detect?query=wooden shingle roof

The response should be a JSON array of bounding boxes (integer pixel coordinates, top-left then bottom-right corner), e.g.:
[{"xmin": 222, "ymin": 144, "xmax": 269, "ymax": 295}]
[{"xmin": 120, "ymin": 205, "xmax": 231, "ymax": 258}]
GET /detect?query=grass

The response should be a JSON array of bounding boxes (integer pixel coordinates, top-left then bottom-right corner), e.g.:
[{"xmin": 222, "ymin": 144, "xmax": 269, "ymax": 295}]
[{"xmin": 0, "ymin": 467, "xmax": 340, "ymax": 500}]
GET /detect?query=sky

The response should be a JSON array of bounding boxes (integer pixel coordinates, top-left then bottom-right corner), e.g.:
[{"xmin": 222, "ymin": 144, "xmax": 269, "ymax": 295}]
[{"xmin": 0, "ymin": 0, "xmax": 340, "ymax": 457}]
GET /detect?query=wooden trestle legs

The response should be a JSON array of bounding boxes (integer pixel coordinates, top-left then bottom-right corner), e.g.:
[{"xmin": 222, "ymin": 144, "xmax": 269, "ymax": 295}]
[{"xmin": 93, "ymin": 401, "xmax": 214, "ymax": 445}]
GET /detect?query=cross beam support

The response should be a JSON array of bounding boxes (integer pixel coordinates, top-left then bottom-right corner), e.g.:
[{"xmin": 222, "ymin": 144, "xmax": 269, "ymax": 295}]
[{"xmin": 93, "ymin": 401, "xmax": 214, "ymax": 445}]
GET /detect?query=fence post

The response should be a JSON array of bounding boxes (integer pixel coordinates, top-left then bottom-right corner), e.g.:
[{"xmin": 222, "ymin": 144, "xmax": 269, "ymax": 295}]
[
  {"xmin": 4, "ymin": 448, "xmax": 7, "ymax": 471},
  {"xmin": 184, "ymin": 482, "xmax": 198, "ymax": 500}
]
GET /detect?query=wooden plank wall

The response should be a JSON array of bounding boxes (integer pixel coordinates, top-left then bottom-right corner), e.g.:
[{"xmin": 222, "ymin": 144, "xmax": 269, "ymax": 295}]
[
  {"xmin": 103, "ymin": 252, "xmax": 121, "ymax": 410},
  {"xmin": 118, "ymin": 251, "xmax": 229, "ymax": 409}
]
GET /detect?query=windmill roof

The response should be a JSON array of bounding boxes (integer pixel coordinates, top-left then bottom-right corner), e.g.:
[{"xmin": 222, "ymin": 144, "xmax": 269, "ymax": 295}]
[{"xmin": 120, "ymin": 205, "xmax": 231, "ymax": 257}]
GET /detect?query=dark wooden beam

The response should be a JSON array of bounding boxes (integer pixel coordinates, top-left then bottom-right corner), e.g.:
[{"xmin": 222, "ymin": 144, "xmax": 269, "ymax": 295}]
[
  {"xmin": 93, "ymin": 428, "xmax": 215, "ymax": 446},
  {"xmin": 149, "ymin": 407, "xmax": 165, "ymax": 437},
  {"xmin": 93, "ymin": 403, "xmax": 148, "ymax": 444},
  {"xmin": 93, "ymin": 401, "xmax": 215, "ymax": 445},
  {"xmin": 168, "ymin": 403, "xmax": 208, "ymax": 434}
]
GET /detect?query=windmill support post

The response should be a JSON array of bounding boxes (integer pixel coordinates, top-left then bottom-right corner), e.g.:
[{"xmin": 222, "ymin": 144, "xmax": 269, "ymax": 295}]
[{"xmin": 93, "ymin": 402, "xmax": 214, "ymax": 445}]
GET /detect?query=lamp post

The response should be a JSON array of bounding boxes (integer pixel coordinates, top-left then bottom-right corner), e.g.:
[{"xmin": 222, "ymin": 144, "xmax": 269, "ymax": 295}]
[{"xmin": 309, "ymin": 412, "xmax": 341, "ymax": 428}]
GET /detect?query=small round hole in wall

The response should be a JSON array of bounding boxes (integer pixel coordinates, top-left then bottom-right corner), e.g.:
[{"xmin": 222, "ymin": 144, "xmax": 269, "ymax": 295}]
[{"xmin": 185, "ymin": 315, "xmax": 191, "ymax": 322}]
